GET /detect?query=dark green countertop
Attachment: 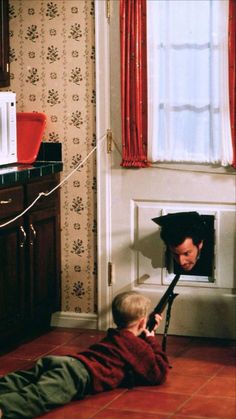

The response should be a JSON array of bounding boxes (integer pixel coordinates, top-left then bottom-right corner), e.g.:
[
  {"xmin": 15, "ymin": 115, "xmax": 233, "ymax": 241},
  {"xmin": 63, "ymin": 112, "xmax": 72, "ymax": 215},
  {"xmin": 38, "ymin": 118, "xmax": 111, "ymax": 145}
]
[
  {"xmin": 0, "ymin": 162, "xmax": 63, "ymax": 187},
  {"xmin": 0, "ymin": 143, "xmax": 63, "ymax": 187}
]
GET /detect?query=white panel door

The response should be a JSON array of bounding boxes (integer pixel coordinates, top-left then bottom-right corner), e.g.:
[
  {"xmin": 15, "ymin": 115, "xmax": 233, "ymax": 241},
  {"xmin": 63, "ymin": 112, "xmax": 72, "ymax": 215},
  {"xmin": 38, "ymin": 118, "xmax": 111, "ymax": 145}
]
[{"xmin": 95, "ymin": 0, "xmax": 236, "ymax": 338}]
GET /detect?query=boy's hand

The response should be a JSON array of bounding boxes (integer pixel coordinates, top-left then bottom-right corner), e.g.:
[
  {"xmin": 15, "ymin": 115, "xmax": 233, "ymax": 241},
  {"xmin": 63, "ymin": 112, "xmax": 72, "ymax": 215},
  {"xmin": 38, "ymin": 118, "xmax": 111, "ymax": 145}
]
[
  {"xmin": 143, "ymin": 313, "xmax": 163, "ymax": 337},
  {"xmin": 144, "ymin": 329, "xmax": 155, "ymax": 337},
  {"xmin": 153, "ymin": 313, "xmax": 163, "ymax": 329}
]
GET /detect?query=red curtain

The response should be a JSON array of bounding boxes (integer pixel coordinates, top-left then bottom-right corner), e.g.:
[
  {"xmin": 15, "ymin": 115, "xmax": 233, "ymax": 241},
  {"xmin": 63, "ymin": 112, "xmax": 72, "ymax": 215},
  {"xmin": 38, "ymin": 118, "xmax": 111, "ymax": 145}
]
[
  {"xmin": 120, "ymin": 0, "xmax": 149, "ymax": 167},
  {"xmin": 229, "ymin": 0, "xmax": 236, "ymax": 168}
]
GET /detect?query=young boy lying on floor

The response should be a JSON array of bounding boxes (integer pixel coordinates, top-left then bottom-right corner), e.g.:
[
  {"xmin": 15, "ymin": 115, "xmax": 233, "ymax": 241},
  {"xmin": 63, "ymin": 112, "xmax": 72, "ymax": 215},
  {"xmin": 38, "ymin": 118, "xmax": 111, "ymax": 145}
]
[{"xmin": 0, "ymin": 291, "xmax": 169, "ymax": 418}]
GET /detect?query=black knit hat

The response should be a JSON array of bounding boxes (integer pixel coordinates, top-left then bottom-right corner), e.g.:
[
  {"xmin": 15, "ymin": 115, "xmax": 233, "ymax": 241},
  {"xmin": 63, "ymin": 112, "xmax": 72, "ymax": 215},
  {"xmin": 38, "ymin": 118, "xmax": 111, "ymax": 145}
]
[
  {"xmin": 152, "ymin": 211, "xmax": 202, "ymax": 229},
  {"xmin": 152, "ymin": 212, "xmax": 205, "ymax": 246}
]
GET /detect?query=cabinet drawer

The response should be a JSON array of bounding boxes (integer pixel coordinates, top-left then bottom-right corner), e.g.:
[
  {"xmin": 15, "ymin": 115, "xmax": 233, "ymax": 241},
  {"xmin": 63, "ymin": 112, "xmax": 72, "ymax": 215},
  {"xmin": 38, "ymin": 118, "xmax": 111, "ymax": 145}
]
[
  {"xmin": 27, "ymin": 176, "xmax": 59, "ymax": 210},
  {"xmin": 0, "ymin": 186, "xmax": 24, "ymax": 220}
]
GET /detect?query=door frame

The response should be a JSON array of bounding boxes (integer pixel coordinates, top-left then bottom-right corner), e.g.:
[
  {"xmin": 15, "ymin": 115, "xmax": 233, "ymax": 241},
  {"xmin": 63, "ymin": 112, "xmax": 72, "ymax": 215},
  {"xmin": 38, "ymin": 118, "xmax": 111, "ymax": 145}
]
[{"xmin": 95, "ymin": 0, "xmax": 112, "ymax": 330}]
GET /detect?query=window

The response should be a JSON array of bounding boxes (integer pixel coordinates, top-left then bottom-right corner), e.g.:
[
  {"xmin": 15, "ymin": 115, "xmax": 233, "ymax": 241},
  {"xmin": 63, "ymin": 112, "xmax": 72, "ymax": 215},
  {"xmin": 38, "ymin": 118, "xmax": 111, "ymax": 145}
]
[{"xmin": 147, "ymin": 0, "xmax": 233, "ymax": 165}]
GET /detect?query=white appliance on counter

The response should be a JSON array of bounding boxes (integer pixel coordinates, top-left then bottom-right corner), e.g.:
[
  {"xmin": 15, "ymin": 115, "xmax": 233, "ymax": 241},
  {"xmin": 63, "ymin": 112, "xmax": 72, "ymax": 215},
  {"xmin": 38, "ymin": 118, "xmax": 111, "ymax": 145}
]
[{"xmin": 0, "ymin": 92, "xmax": 17, "ymax": 165}]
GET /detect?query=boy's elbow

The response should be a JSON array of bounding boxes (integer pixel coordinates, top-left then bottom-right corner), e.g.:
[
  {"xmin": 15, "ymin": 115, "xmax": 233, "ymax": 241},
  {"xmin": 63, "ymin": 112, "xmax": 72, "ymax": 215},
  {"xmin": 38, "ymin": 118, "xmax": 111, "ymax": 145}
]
[
  {"xmin": 156, "ymin": 364, "xmax": 169, "ymax": 385},
  {"xmin": 159, "ymin": 371, "xmax": 168, "ymax": 385}
]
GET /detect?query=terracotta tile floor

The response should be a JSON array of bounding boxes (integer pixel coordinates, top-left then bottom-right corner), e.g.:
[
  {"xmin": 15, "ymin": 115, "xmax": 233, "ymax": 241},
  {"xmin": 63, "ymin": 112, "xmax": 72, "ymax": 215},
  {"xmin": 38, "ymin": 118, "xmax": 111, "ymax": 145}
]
[{"xmin": 0, "ymin": 328, "xmax": 235, "ymax": 418}]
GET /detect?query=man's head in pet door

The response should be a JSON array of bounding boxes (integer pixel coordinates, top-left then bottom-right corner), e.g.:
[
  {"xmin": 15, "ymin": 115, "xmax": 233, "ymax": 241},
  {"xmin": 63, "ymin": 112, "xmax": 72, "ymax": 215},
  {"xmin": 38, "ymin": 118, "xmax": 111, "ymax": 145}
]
[{"xmin": 152, "ymin": 212, "xmax": 215, "ymax": 280}]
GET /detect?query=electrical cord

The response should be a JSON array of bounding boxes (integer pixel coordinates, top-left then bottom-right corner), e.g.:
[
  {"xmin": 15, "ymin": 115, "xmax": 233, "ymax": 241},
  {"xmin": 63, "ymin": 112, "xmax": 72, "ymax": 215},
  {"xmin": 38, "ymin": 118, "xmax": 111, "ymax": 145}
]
[{"xmin": 0, "ymin": 133, "xmax": 106, "ymax": 229}]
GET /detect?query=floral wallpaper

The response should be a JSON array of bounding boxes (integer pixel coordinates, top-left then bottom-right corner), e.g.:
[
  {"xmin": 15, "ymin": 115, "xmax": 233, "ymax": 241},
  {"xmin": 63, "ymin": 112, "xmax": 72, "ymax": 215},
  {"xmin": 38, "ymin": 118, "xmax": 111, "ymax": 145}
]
[{"xmin": 7, "ymin": 0, "xmax": 97, "ymax": 313}]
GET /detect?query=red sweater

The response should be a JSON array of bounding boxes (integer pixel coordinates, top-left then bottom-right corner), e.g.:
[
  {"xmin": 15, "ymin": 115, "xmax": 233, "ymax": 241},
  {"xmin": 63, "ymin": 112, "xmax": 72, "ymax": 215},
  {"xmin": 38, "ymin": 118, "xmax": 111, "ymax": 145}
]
[{"xmin": 72, "ymin": 328, "xmax": 169, "ymax": 393}]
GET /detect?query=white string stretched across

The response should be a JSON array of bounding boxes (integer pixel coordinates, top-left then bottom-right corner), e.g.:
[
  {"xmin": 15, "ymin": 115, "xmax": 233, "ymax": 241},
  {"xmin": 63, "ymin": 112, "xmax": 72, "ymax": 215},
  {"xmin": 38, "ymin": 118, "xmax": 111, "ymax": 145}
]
[{"xmin": 0, "ymin": 133, "xmax": 106, "ymax": 229}]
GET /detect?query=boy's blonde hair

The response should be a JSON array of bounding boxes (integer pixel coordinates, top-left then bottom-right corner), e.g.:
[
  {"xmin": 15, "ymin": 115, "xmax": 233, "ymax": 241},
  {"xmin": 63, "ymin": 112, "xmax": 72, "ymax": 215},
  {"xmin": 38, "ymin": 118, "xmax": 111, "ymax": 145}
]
[{"xmin": 112, "ymin": 291, "xmax": 151, "ymax": 328}]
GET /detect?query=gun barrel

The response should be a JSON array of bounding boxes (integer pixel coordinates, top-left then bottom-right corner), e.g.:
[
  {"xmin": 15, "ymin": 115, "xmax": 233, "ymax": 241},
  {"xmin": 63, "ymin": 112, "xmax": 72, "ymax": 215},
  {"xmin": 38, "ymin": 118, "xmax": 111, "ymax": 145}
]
[
  {"xmin": 146, "ymin": 273, "xmax": 180, "ymax": 331},
  {"xmin": 154, "ymin": 274, "xmax": 180, "ymax": 314}
]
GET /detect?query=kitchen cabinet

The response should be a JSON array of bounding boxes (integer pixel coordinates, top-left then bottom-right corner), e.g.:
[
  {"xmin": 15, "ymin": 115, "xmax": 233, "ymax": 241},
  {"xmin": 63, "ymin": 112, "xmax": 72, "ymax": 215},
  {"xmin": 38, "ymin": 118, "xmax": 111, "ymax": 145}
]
[
  {"xmin": 0, "ymin": 174, "xmax": 61, "ymax": 349},
  {"xmin": 0, "ymin": 0, "xmax": 10, "ymax": 87},
  {"xmin": 26, "ymin": 176, "xmax": 61, "ymax": 330}
]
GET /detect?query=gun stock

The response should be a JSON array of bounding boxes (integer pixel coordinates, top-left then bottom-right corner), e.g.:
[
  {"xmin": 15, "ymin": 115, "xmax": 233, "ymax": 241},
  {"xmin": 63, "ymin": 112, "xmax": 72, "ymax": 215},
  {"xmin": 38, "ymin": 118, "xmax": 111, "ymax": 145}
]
[{"xmin": 146, "ymin": 274, "xmax": 180, "ymax": 332}]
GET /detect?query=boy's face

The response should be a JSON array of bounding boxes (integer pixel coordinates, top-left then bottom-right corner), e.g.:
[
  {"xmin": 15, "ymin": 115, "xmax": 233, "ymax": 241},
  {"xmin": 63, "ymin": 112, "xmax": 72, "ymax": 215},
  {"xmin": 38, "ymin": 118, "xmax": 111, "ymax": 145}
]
[{"xmin": 169, "ymin": 237, "xmax": 203, "ymax": 271}]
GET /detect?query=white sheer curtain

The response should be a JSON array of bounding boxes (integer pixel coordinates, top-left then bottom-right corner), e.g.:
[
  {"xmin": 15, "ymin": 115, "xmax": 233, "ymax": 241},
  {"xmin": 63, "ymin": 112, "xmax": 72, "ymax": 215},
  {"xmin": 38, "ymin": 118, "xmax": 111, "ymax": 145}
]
[{"xmin": 147, "ymin": 0, "xmax": 233, "ymax": 165}]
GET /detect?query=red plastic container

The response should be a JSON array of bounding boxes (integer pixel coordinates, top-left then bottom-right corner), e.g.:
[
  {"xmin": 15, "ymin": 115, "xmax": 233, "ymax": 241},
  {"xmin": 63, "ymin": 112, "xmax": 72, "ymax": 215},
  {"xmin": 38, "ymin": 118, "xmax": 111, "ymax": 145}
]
[{"xmin": 17, "ymin": 112, "xmax": 47, "ymax": 164}]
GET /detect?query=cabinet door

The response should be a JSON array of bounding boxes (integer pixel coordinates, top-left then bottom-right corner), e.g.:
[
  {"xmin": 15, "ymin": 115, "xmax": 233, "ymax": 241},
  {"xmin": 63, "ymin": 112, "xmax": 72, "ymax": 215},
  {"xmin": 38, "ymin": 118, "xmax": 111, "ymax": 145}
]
[
  {"xmin": 0, "ymin": 0, "xmax": 10, "ymax": 87},
  {"xmin": 27, "ymin": 207, "xmax": 61, "ymax": 329},
  {"xmin": 0, "ymin": 219, "xmax": 26, "ymax": 344}
]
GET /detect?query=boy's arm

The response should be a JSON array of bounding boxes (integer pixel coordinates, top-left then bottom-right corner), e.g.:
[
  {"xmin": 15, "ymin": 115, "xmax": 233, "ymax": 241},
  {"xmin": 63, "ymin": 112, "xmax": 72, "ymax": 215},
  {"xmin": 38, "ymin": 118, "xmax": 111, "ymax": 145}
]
[
  {"xmin": 140, "ymin": 313, "xmax": 170, "ymax": 377},
  {"xmin": 143, "ymin": 334, "xmax": 169, "ymax": 361},
  {"xmin": 143, "ymin": 334, "xmax": 170, "ymax": 381},
  {"xmin": 136, "ymin": 334, "xmax": 169, "ymax": 385}
]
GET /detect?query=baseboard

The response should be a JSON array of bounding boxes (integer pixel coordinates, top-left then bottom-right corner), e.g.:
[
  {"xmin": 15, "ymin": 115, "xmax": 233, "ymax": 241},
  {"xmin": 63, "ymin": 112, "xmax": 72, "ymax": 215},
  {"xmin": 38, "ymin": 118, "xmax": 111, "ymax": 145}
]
[{"xmin": 50, "ymin": 311, "xmax": 98, "ymax": 330}]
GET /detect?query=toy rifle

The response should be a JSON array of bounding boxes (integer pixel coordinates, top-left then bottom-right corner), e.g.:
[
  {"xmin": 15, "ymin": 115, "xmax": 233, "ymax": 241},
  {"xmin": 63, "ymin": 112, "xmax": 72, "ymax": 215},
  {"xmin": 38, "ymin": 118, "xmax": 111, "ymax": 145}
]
[{"xmin": 147, "ymin": 273, "xmax": 180, "ymax": 351}]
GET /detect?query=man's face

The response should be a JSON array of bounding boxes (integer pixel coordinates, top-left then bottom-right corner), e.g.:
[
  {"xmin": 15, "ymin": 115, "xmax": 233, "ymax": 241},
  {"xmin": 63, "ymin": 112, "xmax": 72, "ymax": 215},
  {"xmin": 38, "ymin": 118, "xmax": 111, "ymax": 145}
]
[{"xmin": 169, "ymin": 238, "xmax": 203, "ymax": 271}]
